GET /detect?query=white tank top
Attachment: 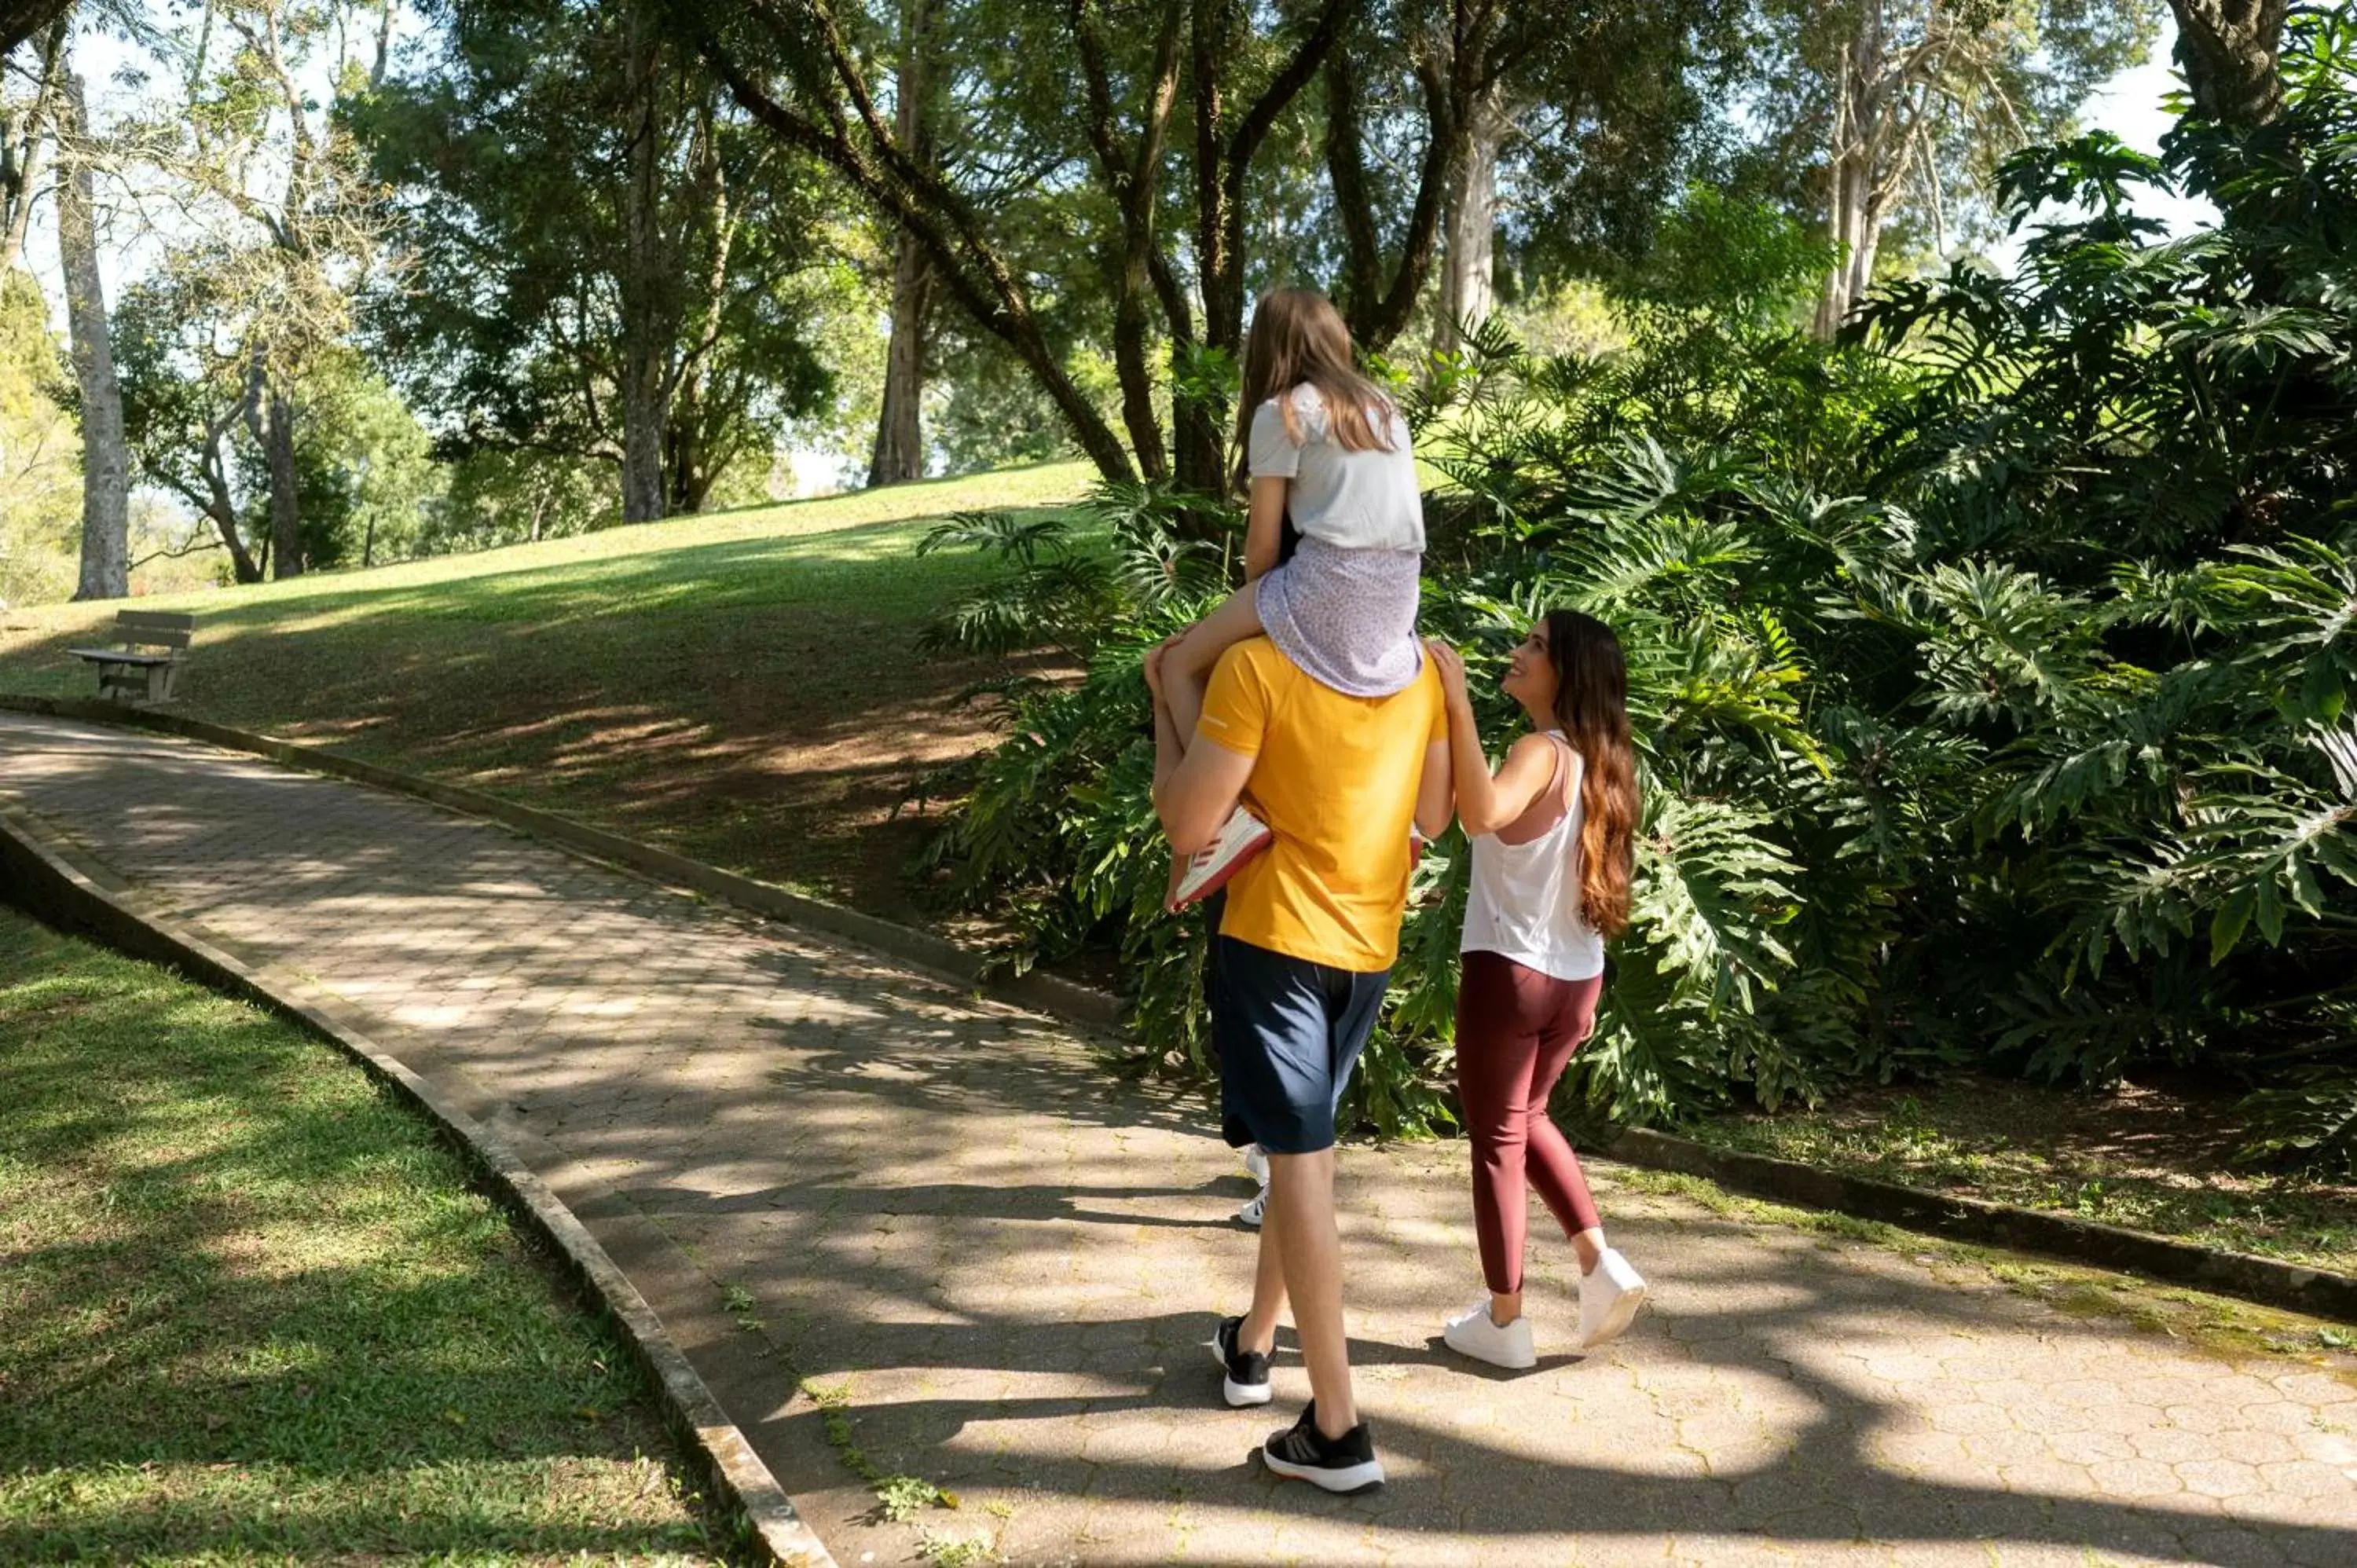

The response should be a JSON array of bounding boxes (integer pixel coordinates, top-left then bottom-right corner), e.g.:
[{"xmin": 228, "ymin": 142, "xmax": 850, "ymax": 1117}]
[{"xmin": 1460, "ymin": 732, "xmax": 1606, "ymax": 983}]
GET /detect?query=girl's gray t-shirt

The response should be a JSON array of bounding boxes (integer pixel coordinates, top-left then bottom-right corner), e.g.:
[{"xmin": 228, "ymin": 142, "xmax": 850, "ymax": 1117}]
[{"xmin": 1248, "ymin": 385, "xmax": 1425, "ymax": 552}]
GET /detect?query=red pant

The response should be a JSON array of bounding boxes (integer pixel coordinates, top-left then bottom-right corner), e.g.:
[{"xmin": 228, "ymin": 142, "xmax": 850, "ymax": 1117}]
[{"xmin": 1455, "ymin": 950, "xmax": 1604, "ymax": 1295}]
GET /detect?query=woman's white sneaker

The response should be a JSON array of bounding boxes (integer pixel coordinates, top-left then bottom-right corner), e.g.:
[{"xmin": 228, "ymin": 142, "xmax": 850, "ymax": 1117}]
[
  {"xmin": 1441, "ymin": 1300, "xmax": 1536, "ymax": 1370},
  {"xmin": 1578, "ymin": 1249, "xmax": 1648, "ymax": 1349}
]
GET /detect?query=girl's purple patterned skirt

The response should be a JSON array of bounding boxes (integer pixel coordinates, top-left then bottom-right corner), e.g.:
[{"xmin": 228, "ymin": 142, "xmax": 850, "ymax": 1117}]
[{"xmin": 1254, "ymin": 536, "xmax": 1424, "ymax": 698}]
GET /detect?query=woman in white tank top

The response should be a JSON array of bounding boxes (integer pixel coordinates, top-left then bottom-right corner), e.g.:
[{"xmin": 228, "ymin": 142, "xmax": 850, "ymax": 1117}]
[{"xmin": 1426, "ymin": 611, "xmax": 1647, "ymax": 1370}]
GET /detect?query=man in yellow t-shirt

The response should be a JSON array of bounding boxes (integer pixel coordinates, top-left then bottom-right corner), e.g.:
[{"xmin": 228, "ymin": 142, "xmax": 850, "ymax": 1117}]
[{"xmin": 1147, "ymin": 634, "xmax": 1450, "ymax": 1494}]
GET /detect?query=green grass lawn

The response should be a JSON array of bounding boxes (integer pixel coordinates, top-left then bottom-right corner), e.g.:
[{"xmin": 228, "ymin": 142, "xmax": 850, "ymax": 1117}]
[
  {"xmin": 0, "ymin": 908, "xmax": 746, "ymax": 1564},
  {"xmin": 0, "ymin": 462, "xmax": 1092, "ymax": 922},
  {"xmin": 1687, "ymin": 1077, "xmax": 2357, "ymax": 1273}
]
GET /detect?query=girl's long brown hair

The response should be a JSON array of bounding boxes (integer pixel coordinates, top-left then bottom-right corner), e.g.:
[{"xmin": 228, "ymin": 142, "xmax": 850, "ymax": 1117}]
[
  {"xmin": 1231, "ymin": 287, "xmax": 1398, "ymax": 488},
  {"xmin": 1544, "ymin": 609, "xmax": 1637, "ymax": 940}
]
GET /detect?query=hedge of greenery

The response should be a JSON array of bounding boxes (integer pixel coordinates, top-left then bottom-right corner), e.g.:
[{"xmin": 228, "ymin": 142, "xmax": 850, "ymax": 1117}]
[{"xmin": 918, "ymin": 15, "xmax": 2357, "ymax": 1166}]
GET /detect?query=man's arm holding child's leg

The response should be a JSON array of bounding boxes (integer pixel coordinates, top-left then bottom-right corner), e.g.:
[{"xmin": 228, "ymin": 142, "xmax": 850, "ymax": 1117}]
[
  {"xmin": 1148, "ymin": 644, "xmax": 1258, "ymax": 855},
  {"xmin": 1414, "ymin": 737, "xmax": 1453, "ymax": 844}
]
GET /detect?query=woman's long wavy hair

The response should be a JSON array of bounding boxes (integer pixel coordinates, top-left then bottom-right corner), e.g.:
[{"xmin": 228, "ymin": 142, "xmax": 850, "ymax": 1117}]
[
  {"xmin": 1544, "ymin": 609, "xmax": 1637, "ymax": 940},
  {"xmin": 1231, "ymin": 287, "xmax": 1397, "ymax": 489}
]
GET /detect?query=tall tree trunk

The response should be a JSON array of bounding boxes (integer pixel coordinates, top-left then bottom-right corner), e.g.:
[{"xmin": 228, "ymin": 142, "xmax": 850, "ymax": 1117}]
[
  {"xmin": 57, "ymin": 70, "xmax": 128, "ymax": 602},
  {"xmin": 664, "ymin": 384, "xmax": 727, "ymax": 515},
  {"xmin": 1176, "ymin": 0, "xmax": 1239, "ymax": 500},
  {"xmin": 1438, "ymin": 85, "xmax": 1507, "ymax": 357},
  {"xmin": 1323, "ymin": 40, "xmax": 1462, "ymax": 357},
  {"xmin": 702, "ymin": 18, "xmax": 1155, "ymax": 489},
  {"xmin": 265, "ymin": 384, "xmax": 304, "ymax": 578},
  {"xmin": 2167, "ymin": 0, "xmax": 2289, "ymax": 130},
  {"xmin": 1812, "ymin": 4, "xmax": 1881, "ymax": 342},
  {"xmin": 1168, "ymin": 389, "xmax": 1225, "ymax": 496},
  {"xmin": 1168, "ymin": 0, "xmax": 1357, "ymax": 502},
  {"xmin": 195, "ymin": 415, "xmax": 263, "ymax": 583},
  {"xmin": 1815, "ymin": 148, "xmax": 1879, "ymax": 339},
  {"xmin": 0, "ymin": 22, "xmax": 64, "ymax": 275},
  {"xmin": 618, "ymin": 2, "xmax": 669, "ymax": 525},
  {"xmin": 869, "ymin": 0, "xmax": 935, "ymax": 488},
  {"xmin": 1074, "ymin": 0, "xmax": 1184, "ymax": 482},
  {"xmin": 1849, "ymin": 178, "xmax": 1890, "ymax": 307},
  {"xmin": 662, "ymin": 97, "xmax": 740, "ymax": 514},
  {"xmin": 869, "ymin": 229, "xmax": 931, "ymax": 486}
]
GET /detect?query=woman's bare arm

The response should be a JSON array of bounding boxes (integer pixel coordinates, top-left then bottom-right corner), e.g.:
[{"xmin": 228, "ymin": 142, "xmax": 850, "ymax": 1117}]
[{"xmin": 1428, "ymin": 641, "xmax": 1560, "ymax": 836}]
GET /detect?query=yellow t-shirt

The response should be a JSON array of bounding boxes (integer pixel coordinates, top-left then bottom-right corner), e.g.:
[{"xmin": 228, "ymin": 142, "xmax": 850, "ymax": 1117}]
[{"xmin": 1197, "ymin": 637, "xmax": 1447, "ymax": 973}]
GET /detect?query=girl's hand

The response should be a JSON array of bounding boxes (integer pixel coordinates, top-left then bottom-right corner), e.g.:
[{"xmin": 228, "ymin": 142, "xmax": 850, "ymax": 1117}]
[
  {"xmin": 1143, "ymin": 637, "xmax": 1173, "ymax": 701},
  {"xmin": 1426, "ymin": 639, "xmax": 1471, "ymax": 706}
]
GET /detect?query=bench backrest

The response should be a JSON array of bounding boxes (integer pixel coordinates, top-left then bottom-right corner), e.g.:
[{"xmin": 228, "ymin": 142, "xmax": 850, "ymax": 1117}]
[{"xmin": 113, "ymin": 610, "xmax": 195, "ymax": 653}]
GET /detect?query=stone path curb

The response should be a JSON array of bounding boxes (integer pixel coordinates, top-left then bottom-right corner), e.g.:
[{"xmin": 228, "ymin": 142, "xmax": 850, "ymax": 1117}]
[
  {"xmin": 0, "ymin": 796, "xmax": 838, "ymax": 1568},
  {"xmin": 11, "ymin": 693, "xmax": 2355, "ymax": 1330},
  {"xmin": 1598, "ymin": 1129, "xmax": 2357, "ymax": 1325}
]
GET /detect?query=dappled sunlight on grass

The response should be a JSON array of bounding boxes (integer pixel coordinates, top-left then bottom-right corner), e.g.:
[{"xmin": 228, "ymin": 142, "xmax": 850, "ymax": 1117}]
[
  {"xmin": 1692, "ymin": 1078, "xmax": 2357, "ymax": 1273},
  {"xmin": 8, "ymin": 1457, "xmax": 722, "ymax": 1565},
  {"xmin": 0, "ymin": 465, "xmax": 1094, "ymax": 918},
  {"xmin": 0, "ymin": 460, "xmax": 1089, "ymax": 645},
  {"xmin": 0, "ymin": 910, "xmax": 742, "ymax": 1564}
]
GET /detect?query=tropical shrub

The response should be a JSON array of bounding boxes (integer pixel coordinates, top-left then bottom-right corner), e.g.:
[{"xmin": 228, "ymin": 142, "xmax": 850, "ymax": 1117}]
[{"xmin": 918, "ymin": 14, "xmax": 2357, "ymax": 1163}]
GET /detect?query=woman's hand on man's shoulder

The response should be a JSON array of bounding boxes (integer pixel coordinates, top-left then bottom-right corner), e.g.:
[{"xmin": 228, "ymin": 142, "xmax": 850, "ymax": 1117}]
[{"xmin": 1424, "ymin": 639, "xmax": 1471, "ymax": 705}]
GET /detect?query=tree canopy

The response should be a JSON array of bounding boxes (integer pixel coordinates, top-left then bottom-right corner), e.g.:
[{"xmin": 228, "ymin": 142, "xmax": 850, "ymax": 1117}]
[
  {"xmin": 0, "ymin": 0, "xmax": 2295, "ymax": 579},
  {"xmin": 362, "ymin": 0, "xmax": 831, "ymax": 516}
]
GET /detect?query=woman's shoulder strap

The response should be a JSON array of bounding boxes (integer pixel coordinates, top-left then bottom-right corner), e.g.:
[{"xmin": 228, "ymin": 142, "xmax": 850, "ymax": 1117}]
[{"xmin": 1546, "ymin": 731, "xmax": 1581, "ymax": 806}]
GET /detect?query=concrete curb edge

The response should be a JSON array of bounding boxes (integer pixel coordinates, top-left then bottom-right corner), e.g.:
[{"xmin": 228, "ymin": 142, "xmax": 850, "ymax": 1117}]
[
  {"xmin": 0, "ymin": 795, "xmax": 840, "ymax": 1568},
  {"xmin": 1593, "ymin": 1127, "xmax": 2357, "ymax": 1324},
  {"xmin": 9, "ymin": 694, "xmax": 2355, "ymax": 1328}
]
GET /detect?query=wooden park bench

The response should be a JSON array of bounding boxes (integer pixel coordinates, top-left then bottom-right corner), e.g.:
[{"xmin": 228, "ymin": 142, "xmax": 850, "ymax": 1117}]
[{"xmin": 67, "ymin": 610, "xmax": 196, "ymax": 706}]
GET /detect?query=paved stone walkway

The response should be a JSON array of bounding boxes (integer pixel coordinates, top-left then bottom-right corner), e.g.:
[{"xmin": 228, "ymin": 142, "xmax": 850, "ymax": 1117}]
[{"xmin": 5, "ymin": 712, "xmax": 2357, "ymax": 1567}]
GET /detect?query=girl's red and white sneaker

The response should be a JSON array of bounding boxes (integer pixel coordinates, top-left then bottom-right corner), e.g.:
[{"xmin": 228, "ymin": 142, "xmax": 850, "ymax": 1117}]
[{"xmin": 1167, "ymin": 805, "xmax": 1274, "ymax": 910}]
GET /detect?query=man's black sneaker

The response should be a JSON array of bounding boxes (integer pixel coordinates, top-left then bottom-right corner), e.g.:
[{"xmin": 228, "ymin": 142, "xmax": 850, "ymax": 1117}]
[
  {"xmin": 1209, "ymin": 1315, "xmax": 1272, "ymax": 1407},
  {"xmin": 1260, "ymin": 1401, "xmax": 1384, "ymax": 1493}
]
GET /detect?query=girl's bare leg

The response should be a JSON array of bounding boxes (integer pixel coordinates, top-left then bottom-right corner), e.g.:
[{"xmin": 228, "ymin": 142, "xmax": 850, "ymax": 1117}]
[{"xmin": 1164, "ymin": 584, "xmax": 1266, "ymax": 751}]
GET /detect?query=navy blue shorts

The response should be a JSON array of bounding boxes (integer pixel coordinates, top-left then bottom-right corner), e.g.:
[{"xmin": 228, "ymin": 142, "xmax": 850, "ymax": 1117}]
[{"xmin": 1212, "ymin": 935, "xmax": 1390, "ymax": 1156}]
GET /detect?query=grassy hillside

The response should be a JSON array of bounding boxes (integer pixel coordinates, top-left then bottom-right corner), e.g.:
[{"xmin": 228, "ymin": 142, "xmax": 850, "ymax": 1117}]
[{"xmin": 0, "ymin": 463, "xmax": 1092, "ymax": 921}]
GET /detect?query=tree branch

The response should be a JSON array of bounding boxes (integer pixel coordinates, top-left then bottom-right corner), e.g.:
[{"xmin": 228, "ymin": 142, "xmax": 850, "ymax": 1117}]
[
  {"xmin": 1347, "ymin": 42, "xmax": 1457, "ymax": 352},
  {"xmin": 690, "ymin": 2, "xmax": 1137, "ymax": 480},
  {"xmin": 1323, "ymin": 50, "xmax": 1384, "ymax": 319},
  {"xmin": 0, "ymin": 0, "xmax": 73, "ymax": 60},
  {"xmin": 1069, "ymin": 0, "xmax": 1131, "ymax": 193},
  {"xmin": 1226, "ymin": 0, "xmax": 1357, "ymax": 172}
]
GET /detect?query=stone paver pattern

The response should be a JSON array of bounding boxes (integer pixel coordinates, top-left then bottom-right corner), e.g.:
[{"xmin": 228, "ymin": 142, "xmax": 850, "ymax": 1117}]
[{"xmin": 5, "ymin": 711, "xmax": 2357, "ymax": 1567}]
